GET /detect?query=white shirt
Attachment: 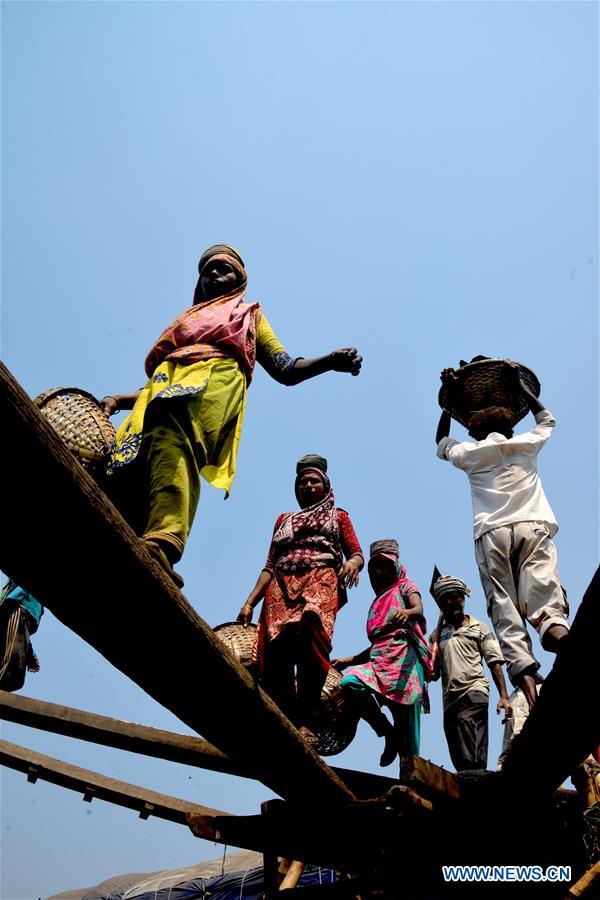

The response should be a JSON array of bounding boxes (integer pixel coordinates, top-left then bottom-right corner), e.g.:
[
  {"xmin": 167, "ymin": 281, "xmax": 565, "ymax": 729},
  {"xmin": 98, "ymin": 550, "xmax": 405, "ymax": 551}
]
[{"xmin": 437, "ymin": 410, "xmax": 558, "ymax": 540}]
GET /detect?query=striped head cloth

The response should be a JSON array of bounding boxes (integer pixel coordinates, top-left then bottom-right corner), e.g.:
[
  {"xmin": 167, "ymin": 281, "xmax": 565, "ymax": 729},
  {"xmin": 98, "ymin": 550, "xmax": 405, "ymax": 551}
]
[
  {"xmin": 431, "ymin": 574, "xmax": 471, "ymax": 608},
  {"xmin": 369, "ymin": 539, "xmax": 399, "ymax": 559}
]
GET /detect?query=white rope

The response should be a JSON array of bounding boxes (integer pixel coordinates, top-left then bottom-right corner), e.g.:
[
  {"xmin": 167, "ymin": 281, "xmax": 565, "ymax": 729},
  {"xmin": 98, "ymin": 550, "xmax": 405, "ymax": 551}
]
[
  {"xmin": 0, "ymin": 607, "xmax": 21, "ymax": 683},
  {"xmin": 238, "ymin": 865, "xmax": 250, "ymax": 899}
]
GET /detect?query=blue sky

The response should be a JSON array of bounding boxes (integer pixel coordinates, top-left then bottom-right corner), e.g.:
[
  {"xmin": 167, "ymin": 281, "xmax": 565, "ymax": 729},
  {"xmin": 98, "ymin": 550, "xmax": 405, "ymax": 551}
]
[{"xmin": 1, "ymin": 2, "xmax": 597, "ymax": 897}]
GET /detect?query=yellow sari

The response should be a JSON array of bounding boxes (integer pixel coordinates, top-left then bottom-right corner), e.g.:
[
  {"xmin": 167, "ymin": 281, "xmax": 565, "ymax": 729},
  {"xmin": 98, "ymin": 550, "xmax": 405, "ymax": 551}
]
[{"xmin": 108, "ymin": 314, "xmax": 292, "ymax": 560}]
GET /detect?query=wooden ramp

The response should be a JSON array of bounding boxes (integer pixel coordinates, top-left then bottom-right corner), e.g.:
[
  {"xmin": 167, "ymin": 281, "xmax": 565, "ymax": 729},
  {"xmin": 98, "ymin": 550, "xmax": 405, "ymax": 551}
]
[{"xmin": 0, "ymin": 362, "xmax": 353, "ymax": 807}]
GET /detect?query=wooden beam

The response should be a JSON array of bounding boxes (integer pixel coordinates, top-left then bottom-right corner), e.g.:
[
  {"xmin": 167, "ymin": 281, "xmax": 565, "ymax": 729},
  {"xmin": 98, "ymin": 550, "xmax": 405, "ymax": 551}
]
[
  {"xmin": 0, "ymin": 690, "xmax": 237, "ymax": 774},
  {"xmin": 0, "ymin": 363, "xmax": 354, "ymax": 807},
  {"xmin": 328, "ymin": 766, "xmax": 398, "ymax": 800},
  {"xmin": 502, "ymin": 568, "xmax": 600, "ymax": 796},
  {"xmin": 0, "ymin": 736, "xmax": 411, "ymax": 870},
  {"xmin": 568, "ymin": 860, "xmax": 600, "ymax": 898},
  {"xmin": 400, "ymin": 754, "xmax": 461, "ymax": 801},
  {"xmin": 187, "ymin": 803, "xmax": 404, "ymax": 872},
  {"xmin": 0, "ymin": 738, "xmax": 230, "ymax": 830},
  {"xmin": 0, "ymin": 690, "xmax": 399, "ymax": 799}
]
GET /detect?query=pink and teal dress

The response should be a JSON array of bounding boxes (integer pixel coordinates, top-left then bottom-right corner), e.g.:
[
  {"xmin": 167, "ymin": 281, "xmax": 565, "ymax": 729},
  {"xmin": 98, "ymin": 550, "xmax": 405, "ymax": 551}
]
[{"xmin": 342, "ymin": 568, "xmax": 432, "ymax": 755}]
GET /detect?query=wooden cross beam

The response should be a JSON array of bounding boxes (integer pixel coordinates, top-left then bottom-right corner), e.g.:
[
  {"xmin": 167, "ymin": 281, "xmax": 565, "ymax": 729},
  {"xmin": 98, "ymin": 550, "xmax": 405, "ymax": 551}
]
[
  {"xmin": 0, "ymin": 690, "xmax": 398, "ymax": 799},
  {"xmin": 0, "ymin": 737, "xmax": 429, "ymax": 871},
  {"xmin": 0, "ymin": 738, "xmax": 231, "ymax": 831},
  {"xmin": 0, "ymin": 362, "xmax": 354, "ymax": 807}
]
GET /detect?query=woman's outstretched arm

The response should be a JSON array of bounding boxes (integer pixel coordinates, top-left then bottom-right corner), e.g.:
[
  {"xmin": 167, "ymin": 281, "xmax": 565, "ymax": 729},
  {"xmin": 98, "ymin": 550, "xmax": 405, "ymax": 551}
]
[
  {"xmin": 285, "ymin": 349, "xmax": 362, "ymax": 384},
  {"xmin": 332, "ymin": 648, "xmax": 371, "ymax": 670},
  {"xmin": 256, "ymin": 315, "xmax": 361, "ymax": 385}
]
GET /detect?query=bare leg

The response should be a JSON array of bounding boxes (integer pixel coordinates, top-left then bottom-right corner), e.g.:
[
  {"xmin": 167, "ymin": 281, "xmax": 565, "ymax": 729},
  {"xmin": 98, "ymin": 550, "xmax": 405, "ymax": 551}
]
[
  {"xmin": 543, "ymin": 624, "xmax": 569, "ymax": 652},
  {"xmin": 342, "ymin": 679, "xmax": 396, "ymax": 766},
  {"xmin": 516, "ymin": 672, "xmax": 538, "ymax": 712}
]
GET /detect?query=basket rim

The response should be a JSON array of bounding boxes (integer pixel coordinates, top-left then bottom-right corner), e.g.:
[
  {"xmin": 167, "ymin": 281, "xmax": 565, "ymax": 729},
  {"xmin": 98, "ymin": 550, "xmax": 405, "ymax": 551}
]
[
  {"xmin": 34, "ymin": 386, "xmax": 103, "ymax": 409},
  {"xmin": 213, "ymin": 621, "xmax": 257, "ymax": 632},
  {"xmin": 438, "ymin": 358, "xmax": 540, "ymax": 422}
]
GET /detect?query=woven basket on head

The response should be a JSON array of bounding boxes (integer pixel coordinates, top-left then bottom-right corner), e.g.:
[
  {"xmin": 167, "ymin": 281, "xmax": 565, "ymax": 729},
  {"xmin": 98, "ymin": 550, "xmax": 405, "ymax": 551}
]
[
  {"xmin": 34, "ymin": 387, "xmax": 116, "ymax": 468},
  {"xmin": 438, "ymin": 358, "xmax": 540, "ymax": 429},
  {"xmin": 213, "ymin": 623, "xmax": 359, "ymax": 756}
]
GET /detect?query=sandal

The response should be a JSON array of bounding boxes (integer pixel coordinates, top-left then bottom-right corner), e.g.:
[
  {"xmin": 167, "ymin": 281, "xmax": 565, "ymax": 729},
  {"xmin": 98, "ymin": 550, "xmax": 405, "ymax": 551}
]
[{"xmin": 144, "ymin": 540, "xmax": 185, "ymax": 589}]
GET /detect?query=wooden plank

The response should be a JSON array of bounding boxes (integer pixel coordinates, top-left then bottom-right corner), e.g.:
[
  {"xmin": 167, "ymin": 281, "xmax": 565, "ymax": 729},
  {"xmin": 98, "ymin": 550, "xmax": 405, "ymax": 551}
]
[
  {"xmin": 0, "ymin": 363, "xmax": 354, "ymax": 807},
  {"xmin": 399, "ymin": 755, "xmax": 461, "ymax": 801},
  {"xmin": 0, "ymin": 690, "xmax": 238, "ymax": 775},
  {"xmin": 0, "ymin": 691, "xmax": 399, "ymax": 799},
  {"xmin": 188, "ymin": 793, "xmax": 426, "ymax": 872},
  {"xmin": 328, "ymin": 766, "xmax": 398, "ymax": 800},
  {"xmin": 568, "ymin": 860, "xmax": 600, "ymax": 898},
  {"xmin": 502, "ymin": 568, "xmax": 600, "ymax": 796},
  {"xmin": 0, "ymin": 738, "xmax": 229, "ymax": 830},
  {"xmin": 187, "ymin": 811, "xmax": 367, "ymax": 871}
]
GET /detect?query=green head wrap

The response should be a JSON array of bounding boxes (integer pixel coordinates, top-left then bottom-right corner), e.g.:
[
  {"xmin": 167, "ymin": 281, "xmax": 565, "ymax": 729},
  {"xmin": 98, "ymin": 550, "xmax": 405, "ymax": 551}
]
[{"xmin": 296, "ymin": 454, "xmax": 328, "ymax": 476}]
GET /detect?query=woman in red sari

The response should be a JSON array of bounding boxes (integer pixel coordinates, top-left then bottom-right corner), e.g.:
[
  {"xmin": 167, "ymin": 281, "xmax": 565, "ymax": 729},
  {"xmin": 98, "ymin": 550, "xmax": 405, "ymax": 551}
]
[{"xmin": 238, "ymin": 454, "xmax": 364, "ymax": 744}]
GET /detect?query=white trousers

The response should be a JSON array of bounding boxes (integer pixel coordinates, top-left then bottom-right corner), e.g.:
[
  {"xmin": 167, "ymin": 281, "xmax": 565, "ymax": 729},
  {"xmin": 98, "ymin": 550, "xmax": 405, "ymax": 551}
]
[{"xmin": 474, "ymin": 522, "xmax": 569, "ymax": 681}]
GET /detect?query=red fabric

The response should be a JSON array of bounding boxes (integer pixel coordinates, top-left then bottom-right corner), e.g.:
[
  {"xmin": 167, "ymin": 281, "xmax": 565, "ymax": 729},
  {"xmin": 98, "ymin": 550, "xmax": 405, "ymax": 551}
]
[
  {"xmin": 254, "ymin": 567, "xmax": 338, "ymax": 672},
  {"xmin": 144, "ymin": 265, "xmax": 260, "ymax": 383},
  {"xmin": 337, "ymin": 509, "xmax": 362, "ymax": 560},
  {"xmin": 264, "ymin": 509, "xmax": 361, "ymax": 571},
  {"xmin": 269, "ymin": 480, "xmax": 340, "ymax": 574},
  {"xmin": 253, "ymin": 508, "xmax": 362, "ymax": 672}
]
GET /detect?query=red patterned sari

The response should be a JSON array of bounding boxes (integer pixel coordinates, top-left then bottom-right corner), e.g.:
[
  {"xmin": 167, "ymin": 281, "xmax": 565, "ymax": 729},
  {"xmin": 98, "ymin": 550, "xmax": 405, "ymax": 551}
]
[{"xmin": 253, "ymin": 487, "xmax": 362, "ymax": 674}]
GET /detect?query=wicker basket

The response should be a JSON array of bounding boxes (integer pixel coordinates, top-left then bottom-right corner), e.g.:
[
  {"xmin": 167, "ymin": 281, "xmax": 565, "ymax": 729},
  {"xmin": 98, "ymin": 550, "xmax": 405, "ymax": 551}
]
[
  {"xmin": 34, "ymin": 387, "xmax": 116, "ymax": 467},
  {"xmin": 213, "ymin": 621, "xmax": 258, "ymax": 672},
  {"xmin": 213, "ymin": 623, "xmax": 359, "ymax": 756},
  {"xmin": 438, "ymin": 358, "xmax": 540, "ymax": 429},
  {"xmin": 311, "ymin": 666, "xmax": 359, "ymax": 757}
]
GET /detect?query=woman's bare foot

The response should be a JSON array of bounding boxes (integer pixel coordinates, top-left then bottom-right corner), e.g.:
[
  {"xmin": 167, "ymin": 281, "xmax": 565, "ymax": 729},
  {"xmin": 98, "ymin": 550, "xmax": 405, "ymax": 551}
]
[{"xmin": 298, "ymin": 726, "xmax": 319, "ymax": 746}]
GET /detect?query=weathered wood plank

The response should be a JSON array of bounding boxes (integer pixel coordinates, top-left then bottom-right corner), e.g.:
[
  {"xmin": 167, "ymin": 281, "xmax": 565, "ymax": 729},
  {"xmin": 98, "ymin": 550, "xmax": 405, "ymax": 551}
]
[
  {"xmin": 0, "ymin": 690, "xmax": 237, "ymax": 774},
  {"xmin": 0, "ymin": 362, "xmax": 354, "ymax": 807},
  {"xmin": 568, "ymin": 860, "xmax": 600, "ymax": 898},
  {"xmin": 0, "ymin": 738, "xmax": 229, "ymax": 830},
  {"xmin": 399, "ymin": 754, "xmax": 461, "ymax": 801},
  {"xmin": 187, "ymin": 808, "xmax": 396, "ymax": 872},
  {"xmin": 0, "ymin": 691, "xmax": 398, "ymax": 799}
]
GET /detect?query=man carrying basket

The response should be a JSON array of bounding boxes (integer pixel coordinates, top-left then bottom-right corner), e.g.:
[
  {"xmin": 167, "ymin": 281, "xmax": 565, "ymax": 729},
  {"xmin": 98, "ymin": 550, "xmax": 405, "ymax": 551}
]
[{"xmin": 435, "ymin": 360, "xmax": 570, "ymax": 711}]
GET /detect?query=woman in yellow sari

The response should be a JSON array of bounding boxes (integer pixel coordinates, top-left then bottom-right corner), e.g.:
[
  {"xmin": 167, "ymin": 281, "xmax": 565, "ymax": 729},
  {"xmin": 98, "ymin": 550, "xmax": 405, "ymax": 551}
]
[{"xmin": 101, "ymin": 244, "xmax": 362, "ymax": 586}]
